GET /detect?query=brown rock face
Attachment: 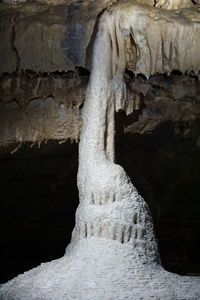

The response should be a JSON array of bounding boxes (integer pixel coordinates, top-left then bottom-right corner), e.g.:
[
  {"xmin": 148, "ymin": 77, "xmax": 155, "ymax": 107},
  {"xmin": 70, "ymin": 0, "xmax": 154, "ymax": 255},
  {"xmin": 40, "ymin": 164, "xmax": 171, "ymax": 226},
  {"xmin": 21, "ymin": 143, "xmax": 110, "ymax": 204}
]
[
  {"xmin": 124, "ymin": 72, "xmax": 200, "ymax": 135},
  {"xmin": 0, "ymin": 0, "xmax": 200, "ymax": 285},
  {"xmin": 0, "ymin": 70, "xmax": 87, "ymax": 146},
  {"xmin": 1, "ymin": 0, "xmax": 200, "ymax": 145},
  {"xmin": 0, "ymin": 0, "xmax": 119, "ymax": 145},
  {"xmin": 1, "ymin": 70, "xmax": 199, "ymax": 147},
  {"xmin": 0, "ymin": 0, "xmax": 119, "ymax": 73}
]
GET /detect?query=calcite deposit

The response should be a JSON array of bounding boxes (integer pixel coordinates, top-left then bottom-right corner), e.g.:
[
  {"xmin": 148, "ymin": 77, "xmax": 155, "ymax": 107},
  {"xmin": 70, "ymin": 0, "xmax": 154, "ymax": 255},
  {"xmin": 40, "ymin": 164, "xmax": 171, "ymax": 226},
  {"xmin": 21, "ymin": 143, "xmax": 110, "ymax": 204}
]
[{"xmin": 0, "ymin": 1, "xmax": 200, "ymax": 299}]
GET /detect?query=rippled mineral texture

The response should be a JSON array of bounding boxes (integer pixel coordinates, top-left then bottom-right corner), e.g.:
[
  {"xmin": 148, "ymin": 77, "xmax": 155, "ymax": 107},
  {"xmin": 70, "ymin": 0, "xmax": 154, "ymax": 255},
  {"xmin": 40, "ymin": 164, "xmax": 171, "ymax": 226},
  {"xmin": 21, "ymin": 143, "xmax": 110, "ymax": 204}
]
[{"xmin": 0, "ymin": 0, "xmax": 200, "ymax": 299}]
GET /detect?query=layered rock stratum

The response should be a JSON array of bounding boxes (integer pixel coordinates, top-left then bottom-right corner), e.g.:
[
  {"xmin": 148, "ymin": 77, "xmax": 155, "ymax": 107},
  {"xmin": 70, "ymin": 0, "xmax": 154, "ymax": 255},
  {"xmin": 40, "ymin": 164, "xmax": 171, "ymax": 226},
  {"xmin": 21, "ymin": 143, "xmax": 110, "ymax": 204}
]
[
  {"xmin": 0, "ymin": 1, "xmax": 200, "ymax": 299},
  {"xmin": 0, "ymin": 0, "xmax": 200, "ymax": 146}
]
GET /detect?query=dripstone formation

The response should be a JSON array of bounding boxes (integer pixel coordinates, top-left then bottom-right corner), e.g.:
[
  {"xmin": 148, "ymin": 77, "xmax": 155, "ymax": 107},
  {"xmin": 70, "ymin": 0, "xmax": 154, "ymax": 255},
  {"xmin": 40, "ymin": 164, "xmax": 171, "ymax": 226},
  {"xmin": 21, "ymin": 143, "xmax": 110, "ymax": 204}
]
[{"xmin": 0, "ymin": 1, "xmax": 200, "ymax": 299}]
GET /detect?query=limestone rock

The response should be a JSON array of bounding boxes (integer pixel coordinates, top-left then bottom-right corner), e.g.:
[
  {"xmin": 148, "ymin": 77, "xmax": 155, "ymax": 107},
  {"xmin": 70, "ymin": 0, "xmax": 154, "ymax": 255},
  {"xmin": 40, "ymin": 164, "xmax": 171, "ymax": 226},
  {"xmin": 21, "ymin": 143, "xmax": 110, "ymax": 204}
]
[
  {"xmin": 0, "ymin": 71, "xmax": 199, "ymax": 146},
  {"xmin": 1, "ymin": 3, "xmax": 200, "ymax": 299},
  {"xmin": 124, "ymin": 73, "xmax": 200, "ymax": 134},
  {"xmin": 0, "ymin": 71, "xmax": 87, "ymax": 146},
  {"xmin": 1, "ymin": 0, "xmax": 200, "ymax": 75},
  {"xmin": 155, "ymin": 0, "xmax": 200, "ymax": 9},
  {"xmin": 0, "ymin": 8, "xmax": 17, "ymax": 73},
  {"xmin": 0, "ymin": 0, "xmax": 118, "ymax": 73}
]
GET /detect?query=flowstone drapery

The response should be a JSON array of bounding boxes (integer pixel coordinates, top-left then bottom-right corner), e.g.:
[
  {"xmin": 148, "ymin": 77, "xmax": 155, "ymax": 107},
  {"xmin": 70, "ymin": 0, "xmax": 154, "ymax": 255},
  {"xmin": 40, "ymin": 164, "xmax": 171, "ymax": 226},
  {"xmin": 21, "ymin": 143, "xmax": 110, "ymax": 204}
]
[{"xmin": 0, "ymin": 1, "xmax": 200, "ymax": 299}]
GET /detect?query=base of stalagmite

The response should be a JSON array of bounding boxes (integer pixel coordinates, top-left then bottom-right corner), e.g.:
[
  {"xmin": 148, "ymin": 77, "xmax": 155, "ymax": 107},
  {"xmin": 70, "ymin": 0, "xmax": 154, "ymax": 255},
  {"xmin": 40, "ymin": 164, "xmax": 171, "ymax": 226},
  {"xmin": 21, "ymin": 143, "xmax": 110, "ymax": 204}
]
[{"xmin": 0, "ymin": 238, "xmax": 200, "ymax": 300}]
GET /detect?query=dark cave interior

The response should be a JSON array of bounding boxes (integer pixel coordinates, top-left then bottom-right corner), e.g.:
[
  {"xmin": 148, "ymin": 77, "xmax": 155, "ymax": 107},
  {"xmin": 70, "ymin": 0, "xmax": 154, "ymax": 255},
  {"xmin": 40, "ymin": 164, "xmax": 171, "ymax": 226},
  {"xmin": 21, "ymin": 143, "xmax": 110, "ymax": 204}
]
[{"xmin": 0, "ymin": 115, "xmax": 200, "ymax": 283}]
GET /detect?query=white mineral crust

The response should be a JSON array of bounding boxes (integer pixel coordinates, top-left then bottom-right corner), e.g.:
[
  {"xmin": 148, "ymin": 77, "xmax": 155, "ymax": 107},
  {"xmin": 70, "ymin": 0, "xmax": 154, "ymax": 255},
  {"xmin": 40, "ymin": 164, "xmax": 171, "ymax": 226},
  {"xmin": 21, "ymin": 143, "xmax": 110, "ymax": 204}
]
[{"xmin": 0, "ymin": 1, "xmax": 200, "ymax": 299}]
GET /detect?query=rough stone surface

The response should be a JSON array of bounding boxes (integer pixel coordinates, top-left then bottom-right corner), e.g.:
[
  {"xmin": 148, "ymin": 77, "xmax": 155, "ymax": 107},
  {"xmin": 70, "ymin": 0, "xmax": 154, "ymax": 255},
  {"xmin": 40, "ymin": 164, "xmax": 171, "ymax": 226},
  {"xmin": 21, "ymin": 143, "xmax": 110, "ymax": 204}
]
[
  {"xmin": 0, "ymin": 70, "xmax": 199, "ymax": 147},
  {"xmin": 155, "ymin": 0, "xmax": 200, "ymax": 9},
  {"xmin": 0, "ymin": 71, "xmax": 87, "ymax": 145},
  {"xmin": 1, "ymin": 2, "xmax": 200, "ymax": 299},
  {"xmin": 0, "ymin": 239, "xmax": 200, "ymax": 300},
  {"xmin": 0, "ymin": 0, "xmax": 118, "ymax": 73},
  {"xmin": 124, "ymin": 73, "xmax": 200, "ymax": 135},
  {"xmin": 1, "ymin": 0, "xmax": 199, "ymax": 74},
  {"xmin": 1, "ymin": 0, "xmax": 200, "ymax": 146}
]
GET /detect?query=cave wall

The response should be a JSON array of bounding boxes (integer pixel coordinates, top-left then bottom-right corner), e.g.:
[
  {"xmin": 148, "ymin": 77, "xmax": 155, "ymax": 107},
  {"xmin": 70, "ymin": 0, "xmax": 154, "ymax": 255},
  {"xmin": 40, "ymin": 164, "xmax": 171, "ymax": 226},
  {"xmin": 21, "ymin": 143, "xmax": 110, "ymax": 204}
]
[
  {"xmin": 0, "ymin": 0, "xmax": 200, "ymax": 282},
  {"xmin": 1, "ymin": 0, "xmax": 200, "ymax": 145}
]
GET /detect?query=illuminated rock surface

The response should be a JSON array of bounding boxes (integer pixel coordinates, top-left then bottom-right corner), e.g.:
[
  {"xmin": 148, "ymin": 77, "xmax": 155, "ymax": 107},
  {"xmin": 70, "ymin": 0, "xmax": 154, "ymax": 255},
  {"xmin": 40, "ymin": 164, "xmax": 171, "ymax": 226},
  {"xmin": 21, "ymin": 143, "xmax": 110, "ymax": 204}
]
[{"xmin": 0, "ymin": 1, "xmax": 200, "ymax": 299}]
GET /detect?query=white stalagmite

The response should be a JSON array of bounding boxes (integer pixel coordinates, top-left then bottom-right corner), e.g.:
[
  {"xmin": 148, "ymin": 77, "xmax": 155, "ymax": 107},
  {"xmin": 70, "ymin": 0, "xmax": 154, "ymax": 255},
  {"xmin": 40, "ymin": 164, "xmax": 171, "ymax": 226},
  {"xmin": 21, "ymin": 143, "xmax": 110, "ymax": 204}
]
[{"xmin": 0, "ymin": 1, "xmax": 200, "ymax": 299}]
